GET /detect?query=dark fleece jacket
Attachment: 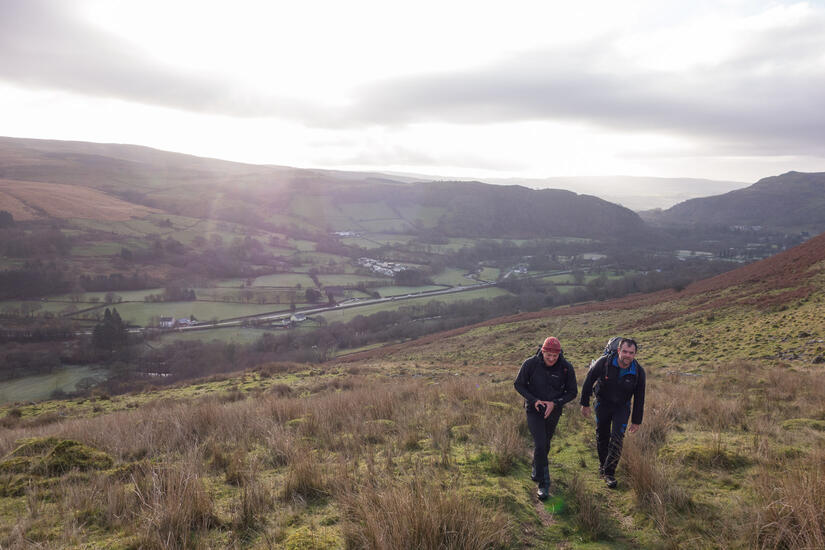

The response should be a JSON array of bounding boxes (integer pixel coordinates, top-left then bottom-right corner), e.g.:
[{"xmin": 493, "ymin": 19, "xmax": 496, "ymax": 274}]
[{"xmin": 514, "ymin": 348, "xmax": 578, "ymax": 412}]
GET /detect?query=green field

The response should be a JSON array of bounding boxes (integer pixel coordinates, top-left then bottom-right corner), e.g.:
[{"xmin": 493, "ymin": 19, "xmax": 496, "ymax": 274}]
[
  {"xmin": 395, "ymin": 205, "xmax": 446, "ymax": 227},
  {"xmin": 158, "ymin": 327, "xmax": 282, "ymax": 345},
  {"xmin": 317, "ymin": 287, "xmax": 510, "ymax": 324},
  {"xmin": 0, "ymin": 366, "xmax": 108, "ymax": 405},
  {"xmin": 372, "ymin": 285, "xmax": 449, "ymax": 297},
  {"xmin": 70, "ymin": 242, "xmax": 126, "ymax": 256},
  {"xmin": 49, "ymin": 288, "xmax": 165, "ymax": 303},
  {"xmin": 358, "ymin": 219, "xmax": 415, "ymax": 233},
  {"xmin": 431, "ymin": 267, "xmax": 475, "ymax": 286},
  {"xmin": 109, "ymin": 301, "xmax": 290, "ymax": 326},
  {"xmin": 0, "ymin": 300, "xmax": 82, "ymax": 316},
  {"xmin": 316, "ymin": 274, "xmax": 387, "ymax": 286},
  {"xmin": 293, "ymin": 251, "xmax": 351, "ymax": 265},
  {"xmin": 251, "ymin": 273, "xmax": 316, "ymax": 287},
  {"xmin": 478, "ymin": 267, "xmax": 500, "ymax": 281},
  {"xmin": 340, "ymin": 236, "xmax": 384, "ymax": 249},
  {"xmin": 291, "ymin": 239, "xmax": 317, "ymax": 252},
  {"xmin": 336, "ymin": 201, "xmax": 397, "ymax": 220}
]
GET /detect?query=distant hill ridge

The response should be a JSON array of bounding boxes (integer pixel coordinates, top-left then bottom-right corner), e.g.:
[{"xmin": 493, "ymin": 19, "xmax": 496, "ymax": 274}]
[
  {"xmin": 0, "ymin": 136, "xmax": 650, "ymax": 240},
  {"xmin": 641, "ymin": 171, "xmax": 825, "ymax": 232}
]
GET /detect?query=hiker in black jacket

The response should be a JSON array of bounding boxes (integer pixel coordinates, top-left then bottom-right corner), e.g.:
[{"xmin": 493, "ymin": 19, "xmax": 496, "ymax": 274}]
[
  {"xmin": 580, "ymin": 338, "xmax": 646, "ymax": 489},
  {"xmin": 514, "ymin": 336, "xmax": 578, "ymax": 500}
]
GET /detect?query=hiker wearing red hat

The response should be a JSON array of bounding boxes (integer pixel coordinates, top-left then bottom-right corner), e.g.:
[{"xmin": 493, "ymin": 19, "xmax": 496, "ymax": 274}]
[{"xmin": 514, "ymin": 336, "xmax": 578, "ymax": 501}]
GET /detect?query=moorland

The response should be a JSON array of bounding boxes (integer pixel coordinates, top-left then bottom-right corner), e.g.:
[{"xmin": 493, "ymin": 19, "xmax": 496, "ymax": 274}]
[
  {"xmin": 0, "ymin": 137, "xmax": 814, "ymax": 401},
  {"xmin": 0, "ymin": 208, "xmax": 824, "ymax": 548}
]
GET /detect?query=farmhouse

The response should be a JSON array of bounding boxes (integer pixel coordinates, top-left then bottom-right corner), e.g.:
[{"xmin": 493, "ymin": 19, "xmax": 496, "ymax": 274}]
[{"xmin": 158, "ymin": 316, "xmax": 175, "ymax": 328}]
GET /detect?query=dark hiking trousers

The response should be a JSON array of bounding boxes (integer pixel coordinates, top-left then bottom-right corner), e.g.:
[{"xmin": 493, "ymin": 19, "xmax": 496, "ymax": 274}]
[
  {"xmin": 594, "ymin": 399, "xmax": 631, "ymax": 476},
  {"xmin": 526, "ymin": 406, "xmax": 563, "ymax": 485}
]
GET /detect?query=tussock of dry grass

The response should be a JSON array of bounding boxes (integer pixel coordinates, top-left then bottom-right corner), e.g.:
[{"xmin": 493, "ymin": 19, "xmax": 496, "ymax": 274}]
[
  {"xmin": 341, "ymin": 477, "xmax": 511, "ymax": 549},
  {"xmin": 131, "ymin": 456, "xmax": 217, "ymax": 550},
  {"xmin": 752, "ymin": 451, "xmax": 825, "ymax": 550},
  {"xmin": 568, "ymin": 473, "xmax": 614, "ymax": 540}
]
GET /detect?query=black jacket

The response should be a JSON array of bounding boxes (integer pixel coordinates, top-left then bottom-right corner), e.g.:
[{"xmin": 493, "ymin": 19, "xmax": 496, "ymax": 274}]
[
  {"xmin": 514, "ymin": 349, "xmax": 578, "ymax": 413},
  {"xmin": 580, "ymin": 353, "xmax": 646, "ymax": 425}
]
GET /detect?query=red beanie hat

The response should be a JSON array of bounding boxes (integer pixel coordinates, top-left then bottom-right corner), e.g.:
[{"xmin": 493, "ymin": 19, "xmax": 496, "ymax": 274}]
[{"xmin": 542, "ymin": 336, "xmax": 561, "ymax": 353}]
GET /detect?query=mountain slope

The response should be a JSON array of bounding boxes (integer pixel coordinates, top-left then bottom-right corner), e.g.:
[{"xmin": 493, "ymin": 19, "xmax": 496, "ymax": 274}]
[
  {"xmin": 3, "ymin": 199, "xmax": 824, "ymax": 548},
  {"xmin": 641, "ymin": 171, "xmax": 825, "ymax": 232},
  {"xmin": 0, "ymin": 136, "xmax": 651, "ymax": 240},
  {"xmin": 488, "ymin": 175, "xmax": 747, "ymax": 210}
]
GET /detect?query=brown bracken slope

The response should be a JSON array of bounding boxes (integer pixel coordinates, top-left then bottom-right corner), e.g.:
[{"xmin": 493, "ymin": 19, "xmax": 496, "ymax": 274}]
[
  {"xmin": 0, "ymin": 179, "xmax": 156, "ymax": 221},
  {"xmin": 337, "ymin": 230, "xmax": 825, "ymax": 363}
]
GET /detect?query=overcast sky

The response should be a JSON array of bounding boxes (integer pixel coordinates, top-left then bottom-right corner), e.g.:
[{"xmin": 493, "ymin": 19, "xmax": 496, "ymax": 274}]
[{"xmin": 1, "ymin": 0, "xmax": 824, "ymax": 183}]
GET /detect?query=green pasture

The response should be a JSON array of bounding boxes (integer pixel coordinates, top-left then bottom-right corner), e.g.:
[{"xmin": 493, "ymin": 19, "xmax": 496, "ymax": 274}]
[
  {"xmin": 358, "ymin": 219, "xmax": 415, "ymax": 233},
  {"xmin": 336, "ymin": 289, "xmax": 374, "ymax": 300},
  {"xmin": 0, "ymin": 300, "xmax": 75, "ymax": 316},
  {"xmin": 266, "ymin": 213, "xmax": 321, "ymax": 232},
  {"xmin": 478, "ymin": 267, "xmax": 500, "ymax": 281},
  {"xmin": 145, "ymin": 213, "xmax": 203, "ymax": 227},
  {"xmin": 340, "ymin": 236, "xmax": 383, "ymax": 249},
  {"xmin": 316, "ymin": 274, "xmax": 387, "ymax": 286},
  {"xmin": 539, "ymin": 273, "xmax": 577, "ymax": 284},
  {"xmin": 49, "ymin": 288, "xmax": 165, "ymax": 303},
  {"xmin": 395, "ymin": 205, "xmax": 446, "ymax": 227},
  {"xmin": 213, "ymin": 278, "xmax": 250, "ymax": 288},
  {"xmin": 106, "ymin": 301, "xmax": 290, "ymax": 326},
  {"xmin": 70, "ymin": 218, "xmax": 145, "ymax": 237},
  {"xmin": 252, "ymin": 273, "xmax": 316, "ymax": 288},
  {"xmin": 372, "ymin": 285, "xmax": 449, "ymax": 297},
  {"xmin": 317, "ymin": 286, "xmax": 510, "ymax": 324},
  {"xmin": 337, "ymin": 201, "xmax": 397, "ymax": 220},
  {"xmin": 293, "ymin": 251, "xmax": 351, "ymax": 266},
  {"xmin": 431, "ymin": 267, "xmax": 475, "ymax": 286},
  {"xmin": 70, "ymin": 242, "xmax": 126, "ymax": 256},
  {"xmin": 195, "ymin": 288, "xmax": 304, "ymax": 306},
  {"xmin": 157, "ymin": 327, "xmax": 282, "ymax": 346},
  {"xmin": 290, "ymin": 195, "xmax": 340, "ymax": 221},
  {"xmin": 291, "ymin": 239, "xmax": 316, "ymax": 252},
  {"xmin": 0, "ymin": 366, "xmax": 108, "ymax": 406},
  {"xmin": 367, "ymin": 233, "xmax": 417, "ymax": 245}
]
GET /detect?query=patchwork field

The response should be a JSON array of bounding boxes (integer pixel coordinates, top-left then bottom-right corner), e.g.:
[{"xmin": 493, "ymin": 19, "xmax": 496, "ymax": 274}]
[
  {"xmin": 0, "ymin": 179, "xmax": 156, "ymax": 221},
  {"xmin": 1, "ymin": 232, "xmax": 825, "ymax": 548}
]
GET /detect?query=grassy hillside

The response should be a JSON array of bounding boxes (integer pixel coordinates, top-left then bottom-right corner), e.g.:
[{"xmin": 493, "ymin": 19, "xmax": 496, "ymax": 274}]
[
  {"xmin": 643, "ymin": 171, "xmax": 825, "ymax": 233},
  {"xmin": 0, "ymin": 136, "xmax": 650, "ymax": 242},
  {"xmin": 1, "ymin": 231, "xmax": 824, "ymax": 547}
]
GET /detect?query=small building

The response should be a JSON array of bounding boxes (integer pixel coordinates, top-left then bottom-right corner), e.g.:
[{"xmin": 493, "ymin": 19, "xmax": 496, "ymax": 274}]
[
  {"xmin": 290, "ymin": 313, "xmax": 307, "ymax": 323},
  {"xmin": 159, "ymin": 316, "xmax": 175, "ymax": 328}
]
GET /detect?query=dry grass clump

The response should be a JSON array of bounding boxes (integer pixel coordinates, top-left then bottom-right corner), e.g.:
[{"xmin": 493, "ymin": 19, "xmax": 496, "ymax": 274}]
[
  {"xmin": 752, "ymin": 451, "xmax": 825, "ymax": 550},
  {"xmin": 57, "ymin": 472, "xmax": 136, "ymax": 532},
  {"xmin": 568, "ymin": 473, "xmax": 614, "ymax": 541},
  {"xmin": 484, "ymin": 414, "xmax": 526, "ymax": 475},
  {"xmin": 341, "ymin": 477, "xmax": 511, "ymax": 549},
  {"xmin": 231, "ymin": 470, "xmax": 275, "ymax": 533},
  {"xmin": 280, "ymin": 446, "xmax": 329, "ymax": 503},
  {"xmin": 623, "ymin": 419, "xmax": 691, "ymax": 537},
  {"xmin": 131, "ymin": 458, "xmax": 217, "ymax": 549}
]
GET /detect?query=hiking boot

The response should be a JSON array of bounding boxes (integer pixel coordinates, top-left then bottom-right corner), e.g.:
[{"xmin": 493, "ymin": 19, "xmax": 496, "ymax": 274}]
[
  {"xmin": 604, "ymin": 475, "xmax": 617, "ymax": 489},
  {"xmin": 537, "ymin": 465, "xmax": 551, "ymax": 500},
  {"xmin": 537, "ymin": 482, "xmax": 550, "ymax": 500}
]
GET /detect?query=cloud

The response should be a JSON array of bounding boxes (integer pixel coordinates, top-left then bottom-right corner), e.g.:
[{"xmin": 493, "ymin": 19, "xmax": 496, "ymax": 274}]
[
  {"xmin": 345, "ymin": 17, "xmax": 825, "ymax": 155},
  {"xmin": 1, "ymin": 0, "xmax": 823, "ymax": 162},
  {"xmin": 0, "ymin": 0, "xmax": 307, "ymax": 118}
]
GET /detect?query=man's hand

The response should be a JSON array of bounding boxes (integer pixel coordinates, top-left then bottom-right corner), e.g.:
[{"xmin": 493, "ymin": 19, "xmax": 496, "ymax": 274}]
[
  {"xmin": 628, "ymin": 423, "xmax": 640, "ymax": 434},
  {"xmin": 580, "ymin": 405, "xmax": 591, "ymax": 418},
  {"xmin": 534, "ymin": 400, "xmax": 555, "ymax": 419}
]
